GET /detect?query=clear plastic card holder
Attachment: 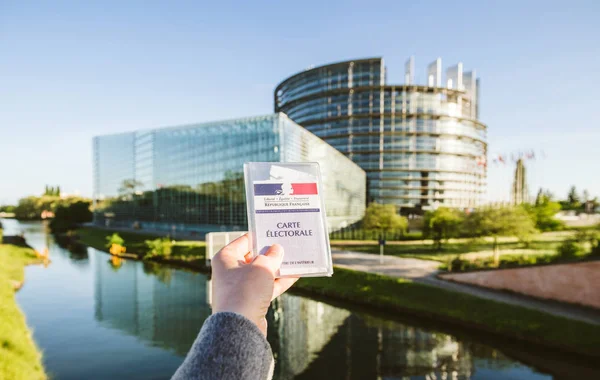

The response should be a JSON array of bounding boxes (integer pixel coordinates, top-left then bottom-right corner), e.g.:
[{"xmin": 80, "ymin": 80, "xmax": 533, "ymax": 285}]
[{"xmin": 244, "ymin": 162, "xmax": 333, "ymax": 278}]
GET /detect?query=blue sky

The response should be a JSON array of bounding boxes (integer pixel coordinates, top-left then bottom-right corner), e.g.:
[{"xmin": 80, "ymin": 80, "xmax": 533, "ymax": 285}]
[{"xmin": 1, "ymin": 0, "xmax": 598, "ymax": 204}]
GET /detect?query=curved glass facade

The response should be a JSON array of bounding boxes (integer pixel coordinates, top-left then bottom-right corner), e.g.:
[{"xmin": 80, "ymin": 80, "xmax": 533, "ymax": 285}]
[
  {"xmin": 93, "ymin": 114, "xmax": 366, "ymax": 233},
  {"xmin": 275, "ymin": 58, "xmax": 487, "ymax": 211}
]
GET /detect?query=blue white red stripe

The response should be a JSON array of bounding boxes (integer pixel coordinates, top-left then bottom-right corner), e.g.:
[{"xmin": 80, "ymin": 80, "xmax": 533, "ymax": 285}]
[{"xmin": 254, "ymin": 183, "xmax": 318, "ymax": 196}]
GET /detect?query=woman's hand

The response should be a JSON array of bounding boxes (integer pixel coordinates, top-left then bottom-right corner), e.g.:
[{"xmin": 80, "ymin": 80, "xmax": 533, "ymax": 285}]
[{"xmin": 211, "ymin": 234, "xmax": 298, "ymax": 335}]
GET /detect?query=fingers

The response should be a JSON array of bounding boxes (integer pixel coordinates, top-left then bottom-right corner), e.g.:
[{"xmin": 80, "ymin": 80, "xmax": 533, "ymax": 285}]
[
  {"xmin": 255, "ymin": 244, "xmax": 284, "ymax": 273},
  {"xmin": 213, "ymin": 234, "xmax": 250, "ymax": 263},
  {"xmin": 272, "ymin": 277, "xmax": 299, "ymax": 300},
  {"xmin": 254, "ymin": 244, "xmax": 298, "ymax": 298}
]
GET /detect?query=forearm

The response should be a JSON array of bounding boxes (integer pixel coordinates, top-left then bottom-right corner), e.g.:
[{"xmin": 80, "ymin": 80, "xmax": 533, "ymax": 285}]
[{"xmin": 172, "ymin": 312, "xmax": 274, "ymax": 380}]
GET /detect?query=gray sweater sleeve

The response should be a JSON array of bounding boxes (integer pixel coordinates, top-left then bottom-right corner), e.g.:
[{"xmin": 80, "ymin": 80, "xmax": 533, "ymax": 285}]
[{"xmin": 172, "ymin": 312, "xmax": 274, "ymax": 380}]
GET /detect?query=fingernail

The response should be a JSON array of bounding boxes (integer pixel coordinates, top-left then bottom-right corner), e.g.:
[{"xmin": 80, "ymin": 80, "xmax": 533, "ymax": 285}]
[{"xmin": 271, "ymin": 244, "xmax": 283, "ymax": 255}]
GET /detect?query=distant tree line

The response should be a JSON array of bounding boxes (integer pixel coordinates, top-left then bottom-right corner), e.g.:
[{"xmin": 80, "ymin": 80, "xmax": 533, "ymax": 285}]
[
  {"xmin": 0, "ymin": 205, "xmax": 15, "ymax": 213},
  {"xmin": 423, "ymin": 205, "xmax": 538, "ymax": 259},
  {"xmin": 356, "ymin": 189, "xmax": 572, "ymax": 259},
  {"xmin": 4, "ymin": 185, "xmax": 92, "ymax": 233},
  {"xmin": 560, "ymin": 186, "xmax": 599, "ymax": 212},
  {"xmin": 423, "ymin": 193, "xmax": 566, "ymax": 244},
  {"xmin": 44, "ymin": 185, "xmax": 61, "ymax": 197},
  {"xmin": 12, "ymin": 195, "xmax": 90, "ymax": 221}
]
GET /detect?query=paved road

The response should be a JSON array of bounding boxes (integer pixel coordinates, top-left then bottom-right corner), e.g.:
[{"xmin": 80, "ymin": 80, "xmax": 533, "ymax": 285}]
[
  {"xmin": 332, "ymin": 251, "xmax": 440, "ymax": 279},
  {"xmin": 332, "ymin": 250, "xmax": 600, "ymax": 326}
]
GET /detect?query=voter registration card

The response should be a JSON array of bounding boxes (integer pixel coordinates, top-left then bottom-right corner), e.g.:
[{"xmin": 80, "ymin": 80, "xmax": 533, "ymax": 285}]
[{"xmin": 244, "ymin": 162, "xmax": 333, "ymax": 278}]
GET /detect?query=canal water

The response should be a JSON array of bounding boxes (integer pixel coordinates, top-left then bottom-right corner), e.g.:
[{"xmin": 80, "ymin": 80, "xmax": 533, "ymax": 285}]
[{"xmin": 3, "ymin": 219, "xmax": 592, "ymax": 379}]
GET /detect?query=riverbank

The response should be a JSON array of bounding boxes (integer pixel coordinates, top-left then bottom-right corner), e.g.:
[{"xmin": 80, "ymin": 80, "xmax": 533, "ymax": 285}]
[
  {"xmin": 72, "ymin": 227, "xmax": 207, "ymax": 270},
  {"xmin": 75, "ymin": 226, "xmax": 600, "ymax": 361},
  {"xmin": 0, "ymin": 243, "xmax": 47, "ymax": 380},
  {"xmin": 294, "ymin": 268, "xmax": 600, "ymax": 360}
]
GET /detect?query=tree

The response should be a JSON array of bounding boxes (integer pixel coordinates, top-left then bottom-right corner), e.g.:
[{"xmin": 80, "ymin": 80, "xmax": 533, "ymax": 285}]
[
  {"xmin": 556, "ymin": 240, "xmax": 581, "ymax": 259},
  {"xmin": 49, "ymin": 200, "xmax": 93, "ymax": 234},
  {"xmin": 581, "ymin": 189, "xmax": 598, "ymax": 214},
  {"xmin": 534, "ymin": 188, "xmax": 544, "ymax": 206},
  {"xmin": 583, "ymin": 189, "xmax": 590, "ymax": 202},
  {"xmin": 44, "ymin": 185, "xmax": 61, "ymax": 197},
  {"xmin": 14, "ymin": 194, "xmax": 91, "ymax": 221},
  {"xmin": 591, "ymin": 225, "xmax": 600, "ymax": 257},
  {"xmin": 524, "ymin": 191, "xmax": 564, "ymax": 231},
  {"xmin": 0, "ymin": 205, "xmax": 15, "ymax": 213},
  {"xmin": 590, "ymin": 197, "xmax": 600, "ymax": 213},
  {"xmin": 118, "ymin": 179, "xmax": 144, "ymax": 219},
  {"xmin": 423, "ymin": 207, "xmax": 464, "ymax": 250},
  {"xmin": 13, "ymin": 196, "xmax": 45, "ymax": 220},
  {"xmin": 118, "ymin": 179, "xmax": 143, "ymax": 196},
  {"xmin": 534, "ymin": 188, "xmax": 554, "ymax": 206},
  {"xmin": 362, "ymin": 203, "xmax": 408, "ymax": 235},
  {"xmin": 567, "ymin": 186, "xmax": 581, "ymax": 209},
  {"xmin": 362, "ymin": 202, "xmax": 407, "ymax": 262},
  {"xmin": 464, "ymin": 206, "xmax": 537, "ymax": 263}
]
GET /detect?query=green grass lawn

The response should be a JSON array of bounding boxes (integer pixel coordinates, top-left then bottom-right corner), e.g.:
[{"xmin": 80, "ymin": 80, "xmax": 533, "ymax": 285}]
[
  {"xmin": 75, "ymin": 228, "xmax": 160, "ymax": 254},
  {"xmin": 296, "ymin": 267, "xmax": 600, "ymax": 358},
  {"xmin": 332, "ymin": 240, "xmax": 563, "ymax": 262},
  {"xmin": 332, "ymin": 231, "xmax": 600, "ymax": 272},
  {"xmin": 0, "ymin": 244, "xmax": 47, "ymax": 380},
  {"xmin": 331, "ymin": 230, "xmax": 575, "ymax": 246},
  {"xmin": 75, "ymin": 227, "xmax": 206, "ymax": 262},
  {"xmin": 332, "ymin": 232, "xmax": 575, "ymax": 263}
]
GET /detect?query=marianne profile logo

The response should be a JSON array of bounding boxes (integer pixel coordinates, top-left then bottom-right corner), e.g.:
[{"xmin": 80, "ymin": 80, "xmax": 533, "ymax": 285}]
[
  {"xmin": 276, "ymin": 182, "xmax": 294, "ymax": 196},
  {"xmin": 254, "ymin": 182, "xmax": 318, "ymax": 196}
]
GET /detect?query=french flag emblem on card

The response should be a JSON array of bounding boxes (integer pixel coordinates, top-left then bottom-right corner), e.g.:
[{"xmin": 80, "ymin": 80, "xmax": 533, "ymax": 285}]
[{"xmin": 254, "ymin": 183, "xmax": 318, "ymax": 196}]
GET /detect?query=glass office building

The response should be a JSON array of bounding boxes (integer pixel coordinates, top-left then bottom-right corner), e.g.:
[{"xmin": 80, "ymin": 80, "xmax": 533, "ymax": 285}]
[
  {"xmin": 93, "ymin": 113, "xmax": 366, "ymax": 234},
  {"xmin": 275, "ymin": 57, "xmax": 487, "ymax": 211}
]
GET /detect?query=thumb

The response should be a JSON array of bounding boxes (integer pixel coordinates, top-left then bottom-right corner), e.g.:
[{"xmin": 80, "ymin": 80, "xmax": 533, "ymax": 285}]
[{"xmin": 262, "ymin": 244, "xmax": 284, "ymax": 272}]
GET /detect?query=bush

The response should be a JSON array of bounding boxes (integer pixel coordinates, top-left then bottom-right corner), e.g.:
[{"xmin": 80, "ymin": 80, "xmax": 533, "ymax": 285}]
[
  {"xmin": 589, "ymin": 239, "xmax": 600, "ymax": 257},
  {"xmin": 0, "ymin": 205, "xmax": 15, "ymax": 213},
  {"xmin": 523, "ymin": 201, "xmax": 564, "ymax": 232},
  {"xmin": 144, "ymin": 238, "xmax": 172, "ymax": 259},
  {"xmin": 49, "ymin": 200, "xmax": 92, "ymax": 234},
  {"xmin": 462, "ymin": 205, "xmax": 537, "ymax": 244},
  {"xmin": 105, "ymin": 233, "xmax": 124, "ymax": 248},
  {"xmin": 14, "ymin": 195, "xmax": 91, "ymax": 221},
  {"xmin": 576, "ymin": 229, "xmax": 599, "ymax": 245},
  {"xmin": 423, "ymin": 207, "xmax": 464, "ymax": 250},
  {"xmin": 171, "ymin": 243, "xmax": 206, "ymax": 261},
  {"xmin": 556, "ymin": 240, "xmax": 581, "ymax": 259},
  {"xmin": 498, "ymin": 255, "xmax": 541, "ymax": 268},
  {"xmin": 362, "ymin": 203, "xmax": 408, "ymax": 235},
  {"xmin": 448, "ymin": 256, "xmax": 467, "ymax": 272}
]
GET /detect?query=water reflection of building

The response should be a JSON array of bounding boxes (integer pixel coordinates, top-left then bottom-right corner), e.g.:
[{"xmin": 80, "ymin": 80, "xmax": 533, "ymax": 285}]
[
  {"xmin": 269, "ymin": 294, "xmax": 352, "ymax": 377},
  {"xmin": 94, "ymin": 259, "xmax": 211, "ymax": 355},
  {"xmin": 373, "ymin": 321, "xmax": 473, "ymax": 378},
  {"xmin": 93, "ymin": 259, "xmax": 548, "ymax": 379},
  {"xmin": 271, "ymin": 294, "xmax": 475, "ymax": 379}
]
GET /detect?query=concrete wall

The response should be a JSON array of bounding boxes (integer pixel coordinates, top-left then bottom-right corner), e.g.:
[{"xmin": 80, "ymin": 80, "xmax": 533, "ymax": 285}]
[{"xmin": 440, "ymin": 261, "xmax": 600, "ymax": 309}]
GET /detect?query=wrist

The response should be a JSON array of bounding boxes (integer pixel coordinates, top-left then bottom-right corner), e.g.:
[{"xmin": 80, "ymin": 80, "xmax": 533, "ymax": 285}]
[{"xmin": 213, "ymin": 309, "xmax": 266, "ymax": 336}]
